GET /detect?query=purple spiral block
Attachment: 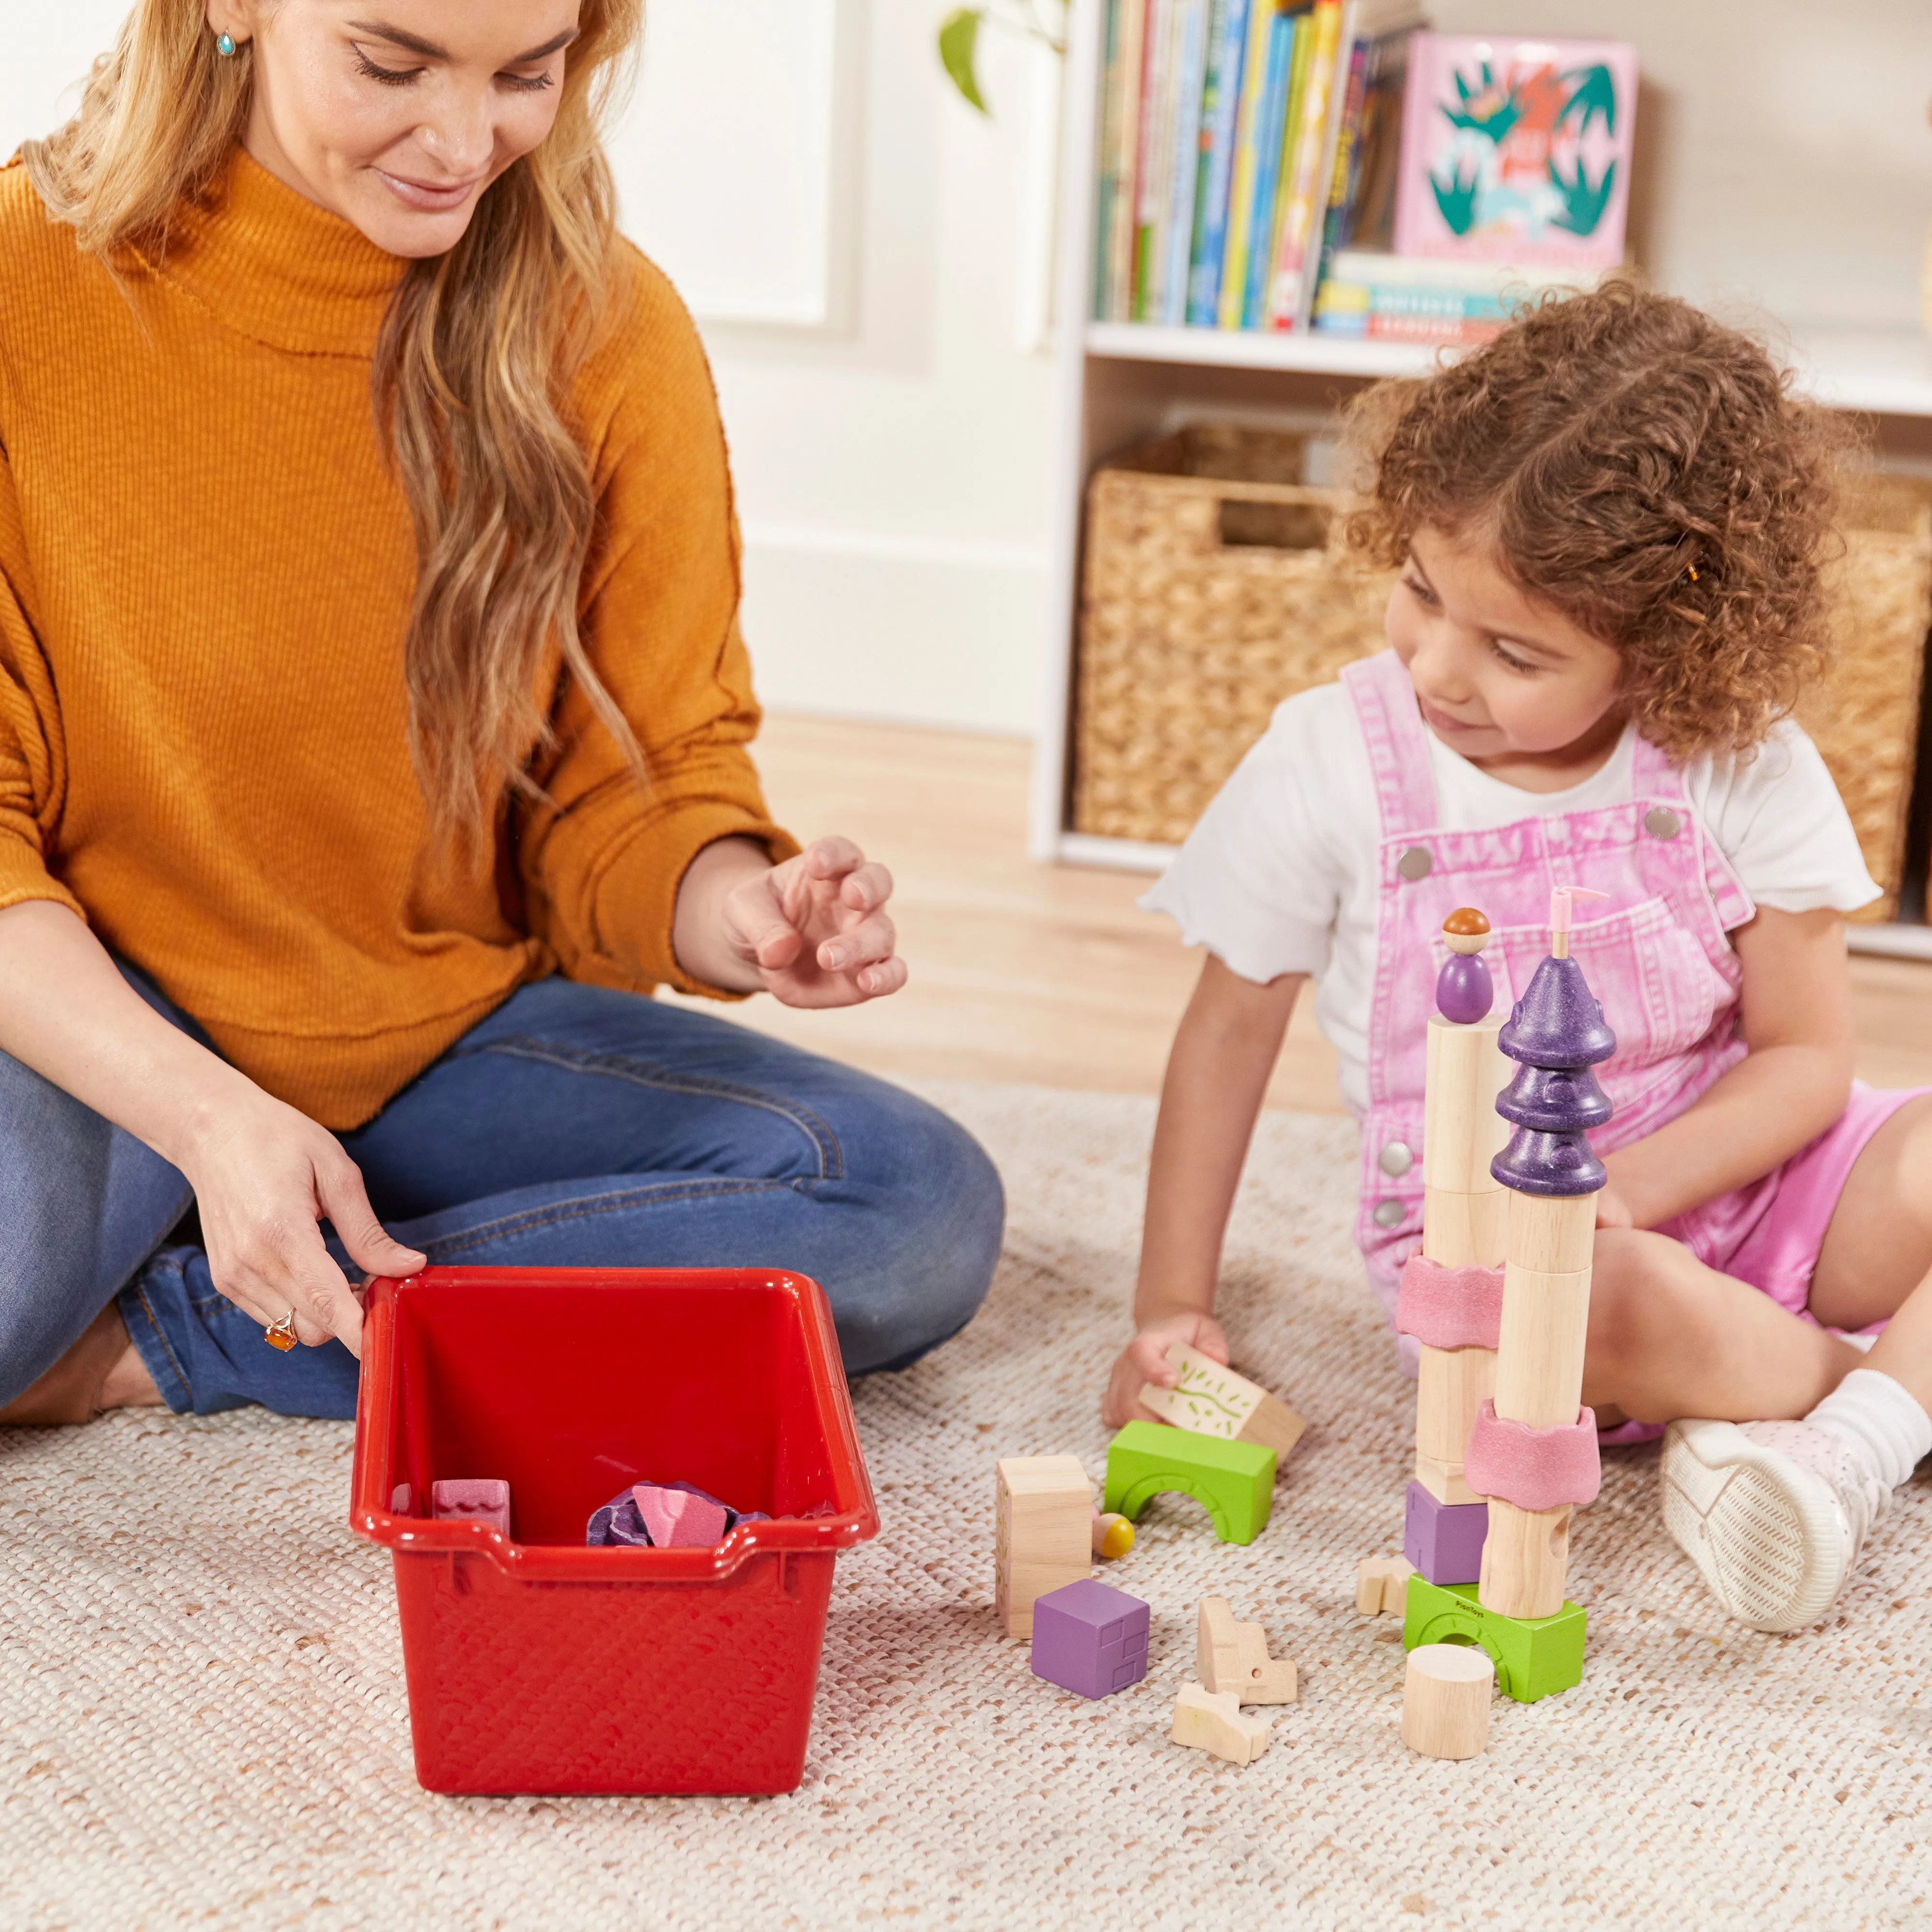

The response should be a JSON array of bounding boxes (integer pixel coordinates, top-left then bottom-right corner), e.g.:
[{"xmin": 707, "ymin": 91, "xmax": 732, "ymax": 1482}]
[
  {"xmin": 1435, "ymin": 951, "xmax": 1493, "ymax": 1024},
  {"xmin": 1496, "ymin": 956, "xmax": 1616, "ymax": 1070},
  {"xmin": 1497, "ymin": 1060, "xmax": 1613, "ymax": 1134}
]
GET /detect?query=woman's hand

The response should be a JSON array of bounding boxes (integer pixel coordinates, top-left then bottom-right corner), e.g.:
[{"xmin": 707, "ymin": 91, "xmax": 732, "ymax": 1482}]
[
  {"xmin": 0, "ymin": 903, "xmax": 422, "ymax": 1362},
  {"xmin": 180, "ymin": 1088, "xmax": 425, "ymax": 1358},
  {"xmin": 675, "ymin": 834, "xmax": 907, "ymax": 1007},
  {"xmin": 1101, "ymin": 1309, "xmax": 1230, "ymax": 1430}
]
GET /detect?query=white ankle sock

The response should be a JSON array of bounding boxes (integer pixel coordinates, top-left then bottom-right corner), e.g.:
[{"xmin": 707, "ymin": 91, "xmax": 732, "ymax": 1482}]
[{"xmin": 1806, "ymin": 1368, "xmax": 1932, "ymax": 1492}]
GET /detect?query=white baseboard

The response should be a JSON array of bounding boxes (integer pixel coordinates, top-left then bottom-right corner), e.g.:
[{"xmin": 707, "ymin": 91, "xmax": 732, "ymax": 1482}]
[{"xmin": 739, "ymin": 526, "xmax": 1049, "ymax": 734}]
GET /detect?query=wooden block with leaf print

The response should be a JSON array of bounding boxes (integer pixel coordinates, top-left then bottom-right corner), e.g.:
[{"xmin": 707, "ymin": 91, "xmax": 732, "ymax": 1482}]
[{"xmin": 1138, "ymin": 1342, "xmax": 1307, "ymax": 1465}]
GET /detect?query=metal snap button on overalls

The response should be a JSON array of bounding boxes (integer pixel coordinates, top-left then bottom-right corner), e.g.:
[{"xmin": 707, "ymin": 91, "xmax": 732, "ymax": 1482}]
[
  {"xmin": 1371, "ymin": 1199, "xmax": 1405, "ymax": 1228},
  {"xmin": 1397, "ymin": 847, "xmax": 1433, "ymax": 881},
  {"xmin": 1378, "ymin": 1141, "xmax": 1414, "ymax": 1177},
  {"xmin": 1644, "ymin": 807, "xmax": 1681, "ymax": 839}
]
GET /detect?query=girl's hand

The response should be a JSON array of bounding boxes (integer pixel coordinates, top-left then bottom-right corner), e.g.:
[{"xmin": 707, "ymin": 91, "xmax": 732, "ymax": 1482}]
[
  {"xmin": 181, "ymin": 1088, "xmax": 425, "ymax": 1358},
  {"xmin": 1101, "ymin": 1309, "xmax": 1230, "ymax": 1430},
  {"xmin": 1594, "ymin": 1184, "xmax": 1635, "ymax": 1231},
  {"xmin": 721, "ymin": 835, "xmax": 907, "ymax": 1008}
]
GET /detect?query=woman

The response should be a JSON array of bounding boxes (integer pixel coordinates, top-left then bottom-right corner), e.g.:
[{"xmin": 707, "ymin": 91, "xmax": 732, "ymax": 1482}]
[{"xmin": 0, "ymin": 0, "xmax": 1003, "ymax": 1424}]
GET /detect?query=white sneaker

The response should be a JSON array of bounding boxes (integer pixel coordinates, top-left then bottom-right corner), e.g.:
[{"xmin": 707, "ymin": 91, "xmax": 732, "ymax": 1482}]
[{"xmin": 1659, "ymin": 1418, "xmax": 1886, "ymax": 1633}]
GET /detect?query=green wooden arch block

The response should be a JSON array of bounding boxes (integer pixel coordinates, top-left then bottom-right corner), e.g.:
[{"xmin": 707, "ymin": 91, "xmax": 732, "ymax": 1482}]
[
  {"xmin": 1102, "ymin": 1421, "xmax": 1276, "ymax": 1546},
  {"xmin": 1401, "ymin": 1576, "xmax": 1587, "ymax": 1704}
]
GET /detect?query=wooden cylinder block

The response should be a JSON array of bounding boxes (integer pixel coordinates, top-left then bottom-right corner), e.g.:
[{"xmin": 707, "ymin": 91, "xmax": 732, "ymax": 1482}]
[
  {"xmin": 1421, "ymin": 1186, "xmax": 1507, "ymax": 1271},
  {"xmin": 1422, "ymin": 1017, "xmax": 1511, "ymax": 1194},
  {"xmin": 1478, "ymin": 1498, "xmax": 1573, "ymax": 1621},
  {"xmin": 1416, "ymin": 1344, "xmax": 1496, "ymax": 1463},
  {"xmin": 1401, "ymin": 1643, "xmax": 1495, "ymax": 1760},
  {"xmin": 1492, "ymin": 1266, "xmax": 1592, "ymax": 1430},
  {"xmin": 1507, "ymin": 1189, "xmax": 1596, "ymax": 1275}
]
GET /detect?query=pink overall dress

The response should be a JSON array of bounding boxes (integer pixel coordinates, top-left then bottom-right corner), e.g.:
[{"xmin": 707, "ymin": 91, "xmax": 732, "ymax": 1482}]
[{"xmin": 1343, "ymin": 650, "xmax": 1915, "ymax": 1435}]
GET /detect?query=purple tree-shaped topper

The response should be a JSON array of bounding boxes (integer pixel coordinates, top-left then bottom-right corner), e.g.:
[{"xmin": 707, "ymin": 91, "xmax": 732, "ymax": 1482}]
[{"xmin": 1491, "ymin": 887, "xmax": 1617, "ymax": 1197}]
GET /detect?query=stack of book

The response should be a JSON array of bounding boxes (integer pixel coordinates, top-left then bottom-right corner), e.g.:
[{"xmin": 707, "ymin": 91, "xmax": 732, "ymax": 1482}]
[
  {"xmin": 1092, "ymin": 0, "xmax": 1423, "ymax": 333},
  {"xmin": 1311, "ymin": 250, "xmax": 1605, "ymax": 344},
  {"xmin": 1093, "ymin": 17, "xmax": 1638, "ymax": 348}
]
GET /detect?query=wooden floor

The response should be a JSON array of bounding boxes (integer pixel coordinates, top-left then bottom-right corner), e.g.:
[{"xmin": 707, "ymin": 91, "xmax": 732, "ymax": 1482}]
[{"xmin": 662, "ymin": 714, "xmax": 1932, "ymax": 1112}]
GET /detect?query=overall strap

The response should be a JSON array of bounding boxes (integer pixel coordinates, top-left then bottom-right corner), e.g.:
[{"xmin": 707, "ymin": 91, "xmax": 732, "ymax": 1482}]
[
  {"xmin": 1629, "ymin": 728, "xmax": 1755, "ymax": 932},
  {"xmin": 1628, "ymin": 728, "xmax": 1687, "ymax": 798},
  {"xmin": 1342, "ymin": 650, "xmax": 1440, "ymax": 840}
]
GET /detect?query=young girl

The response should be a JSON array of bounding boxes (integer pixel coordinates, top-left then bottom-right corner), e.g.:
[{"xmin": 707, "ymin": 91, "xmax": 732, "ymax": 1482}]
[{"xmin": 1103, "ymin": 284, "xmax": 1932, "ymax": 1635}]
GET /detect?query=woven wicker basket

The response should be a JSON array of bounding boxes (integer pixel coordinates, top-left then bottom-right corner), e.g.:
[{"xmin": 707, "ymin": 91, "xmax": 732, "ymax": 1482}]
[
  {"xmin": 1072, "ymin": 430, "xmax": 1932, "ymax": 922},
  {"xmin": 1800, "ymin": 473, "xmax": 1932, "ymax": 923},
  {"xmin": 1072, "ymin": 426, "xmax": 1392, "ymax": 845}
]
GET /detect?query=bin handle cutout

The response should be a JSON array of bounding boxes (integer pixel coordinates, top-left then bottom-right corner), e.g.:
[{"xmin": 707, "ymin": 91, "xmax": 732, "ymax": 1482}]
[{"xmin": 1217, "ymin": 497, "xmax": 1331, "ymax": 553}]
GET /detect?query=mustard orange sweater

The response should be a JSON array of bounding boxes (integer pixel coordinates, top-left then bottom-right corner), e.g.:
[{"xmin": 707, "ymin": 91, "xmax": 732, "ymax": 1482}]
[{"xmin": 0, "ymin": 150, "xmax": 794, "ymax": 1128}]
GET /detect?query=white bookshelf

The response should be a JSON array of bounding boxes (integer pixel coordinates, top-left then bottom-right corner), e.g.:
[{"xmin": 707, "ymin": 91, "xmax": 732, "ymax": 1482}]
[{"xmin": 1032, "ymin": 0, "xmax": 1932, "ymax": 957}]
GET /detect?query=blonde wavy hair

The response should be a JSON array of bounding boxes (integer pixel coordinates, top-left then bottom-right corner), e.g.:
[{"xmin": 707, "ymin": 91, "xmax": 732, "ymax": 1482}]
[{"xmin": 24, "ymin": 0, "xmax": 646, "ymax": 854}]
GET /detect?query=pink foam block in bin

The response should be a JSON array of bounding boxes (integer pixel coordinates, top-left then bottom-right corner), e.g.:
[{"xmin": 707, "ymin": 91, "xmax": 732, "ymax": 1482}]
[
  {"xmin": 430, "ymin": 1479, "xmax": 511, "ymax": 1534},
  {"xmin": 634, "ymin": 1483, "xmax": 728, "ymax": 1548}
]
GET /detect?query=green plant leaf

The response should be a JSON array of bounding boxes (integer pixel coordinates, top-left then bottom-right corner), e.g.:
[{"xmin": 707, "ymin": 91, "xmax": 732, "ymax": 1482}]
[{"xmin": 939, "ymin": 7, "xmax": 991, "ymax": 114}]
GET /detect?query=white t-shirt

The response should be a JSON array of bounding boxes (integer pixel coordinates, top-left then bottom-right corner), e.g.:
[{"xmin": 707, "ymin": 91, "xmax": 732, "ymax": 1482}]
[{"xmin": 1141, "ymin": 682, "xmax": 1881, "ymax": 1118}]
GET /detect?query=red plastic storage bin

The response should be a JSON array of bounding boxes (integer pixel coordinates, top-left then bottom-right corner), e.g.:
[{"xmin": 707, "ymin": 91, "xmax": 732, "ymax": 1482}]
[{"xmin": 349, "ymin": 1265, "xmax": 879, "ymax": 1796}]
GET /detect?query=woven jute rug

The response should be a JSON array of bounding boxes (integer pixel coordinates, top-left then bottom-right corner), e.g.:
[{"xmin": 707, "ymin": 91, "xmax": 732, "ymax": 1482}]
[{"xmin": 3, "ymin": 1080, "xmax": 1927, "ymax": 1932}]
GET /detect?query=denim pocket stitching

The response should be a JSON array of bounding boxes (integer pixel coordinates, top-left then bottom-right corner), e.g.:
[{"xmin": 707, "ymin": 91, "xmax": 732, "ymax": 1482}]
[
  {"xmin": 452, "ymin": 1036, "xmax": 846, "ymax": 1180},
  {"xmin": 416, "ymin": 1176, "xmax": 808, "ymax": 1262}
]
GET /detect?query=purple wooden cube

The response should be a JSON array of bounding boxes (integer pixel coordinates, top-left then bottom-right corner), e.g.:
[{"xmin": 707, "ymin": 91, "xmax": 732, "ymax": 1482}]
[
  {"xmin": 1029, "ymin": 1578, "xmax": 1150, "ymax": 1700},
  {"xmin": 431, "ymin": 1478, "xmax": 511, "ymax": 1535},
  {"xmin": 1405, "ymin": 1481, "xmax": 1488, "ymax": 1585}
]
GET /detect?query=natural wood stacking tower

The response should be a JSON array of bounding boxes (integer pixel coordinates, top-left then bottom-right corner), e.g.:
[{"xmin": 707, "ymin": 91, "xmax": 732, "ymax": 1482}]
[
  {"xmin": 1408, "ymin": 910, "xmax": 1510, "ymax": 1578},
  {"xmin": 1396, "ymin": 889, "xmax": 1610, "ymax": 1709},
  {"xmin": 1477, "ymin": 888, "xmax": 1615, "ymax": 1622}
]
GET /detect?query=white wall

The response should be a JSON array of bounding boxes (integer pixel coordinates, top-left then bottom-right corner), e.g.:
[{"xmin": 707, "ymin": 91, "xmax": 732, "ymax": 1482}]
[{"xmin": 625, "ymin": 4, "xmax": 1060, "ymax": 736}]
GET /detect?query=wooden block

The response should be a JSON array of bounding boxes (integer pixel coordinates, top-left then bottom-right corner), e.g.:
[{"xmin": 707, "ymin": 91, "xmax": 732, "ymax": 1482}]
[
  {"xmin": 1401, "ymin": 1643, "xmax": 1495, "ymax": 1760},
  {"xmin": 1478, "ymin": 1498, "xmax": 1573, "ymax": 1622},
  {"xmin": 1493, "ymin": 1265, "xmax": 1592, "ymax": 1429},
  {"xmin": 1421, "ymin": 1186, "xmax": 1507, "ymax": 1271},
  {"xmin": 994, "ymin": 1455, "xmax": 1092, "ymax": 1639},
  {"xmin": 1170, "ymin": 1682, "xmax": 1271, "ymax": 1765},
  {"xmin": 1104, "ymin": 1421, "xmax": 1277, "ymax": 1545},
  {"xmin": 1415, "ymin": 1344, "xmax": 1495, "ymax": 1462},
  {"xmin": 1404, "ymin": 1577, "xmax": 1586, "ymax": 1704},
  {"xmin": 1354, "ymin": 1555, "xmax": 1414, "ymax": 1616},
  {"xmin": 1196, "ymin": 1596, "xmax": 1297, "ymax": 1703},
  {"xmin": 1414, "ymin": 1451, "xmax": 1483, "ymax": 1506},
  {"xmin": 1507, "ymin": 1188, "xmax": 1595, "ymax": 1274},
  {"xmin": 1138, "ymin": 1343, "xmax": 1307, "ymax": 1463},
  {"xmin": 1422, "ymin": 1015, "xmax": 1511, "ymax": 1194}
]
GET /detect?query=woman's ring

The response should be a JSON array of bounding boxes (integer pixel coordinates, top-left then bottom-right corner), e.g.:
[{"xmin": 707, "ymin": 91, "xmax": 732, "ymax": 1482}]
[{"xmin": 264, "ymin": 1309, "xmax": 298, "ymax": 1351}]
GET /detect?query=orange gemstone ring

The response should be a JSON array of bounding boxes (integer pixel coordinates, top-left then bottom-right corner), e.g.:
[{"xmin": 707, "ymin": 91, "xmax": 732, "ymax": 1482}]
[{"xmin": 264, "ymin": 1309, "xmax": 298, "ymax": 1352}]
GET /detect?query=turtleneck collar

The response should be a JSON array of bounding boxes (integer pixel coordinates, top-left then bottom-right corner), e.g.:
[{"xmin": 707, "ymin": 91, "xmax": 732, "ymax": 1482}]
[{"xmin": 154, "ymin": 146, "xmax": 406, "ymax": 359}]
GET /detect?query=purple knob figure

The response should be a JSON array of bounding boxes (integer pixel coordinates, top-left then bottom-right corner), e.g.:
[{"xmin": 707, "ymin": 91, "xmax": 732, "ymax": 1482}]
[{"xmin": 1435, "ymin": 907, "xmax": 1493, "ymax": 1024}]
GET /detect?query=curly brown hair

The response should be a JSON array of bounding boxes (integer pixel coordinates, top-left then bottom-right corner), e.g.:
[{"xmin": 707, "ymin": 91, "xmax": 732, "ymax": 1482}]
[{"xmin": 1342, "ymin": 282, "xmax": 1856, "ymax": 759}]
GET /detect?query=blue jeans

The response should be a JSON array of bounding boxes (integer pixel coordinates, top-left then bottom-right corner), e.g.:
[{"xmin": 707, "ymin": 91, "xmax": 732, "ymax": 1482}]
[{"xmin": 0, "ymin": 976, "xmax": 1003, "ymax": 1418}]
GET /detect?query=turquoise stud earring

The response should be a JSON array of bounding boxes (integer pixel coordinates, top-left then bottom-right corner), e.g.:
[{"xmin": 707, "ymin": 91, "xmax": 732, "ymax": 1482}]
[{"xmin": 216, "ymin": 31, "xmax": 237, "ymax": 56}]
